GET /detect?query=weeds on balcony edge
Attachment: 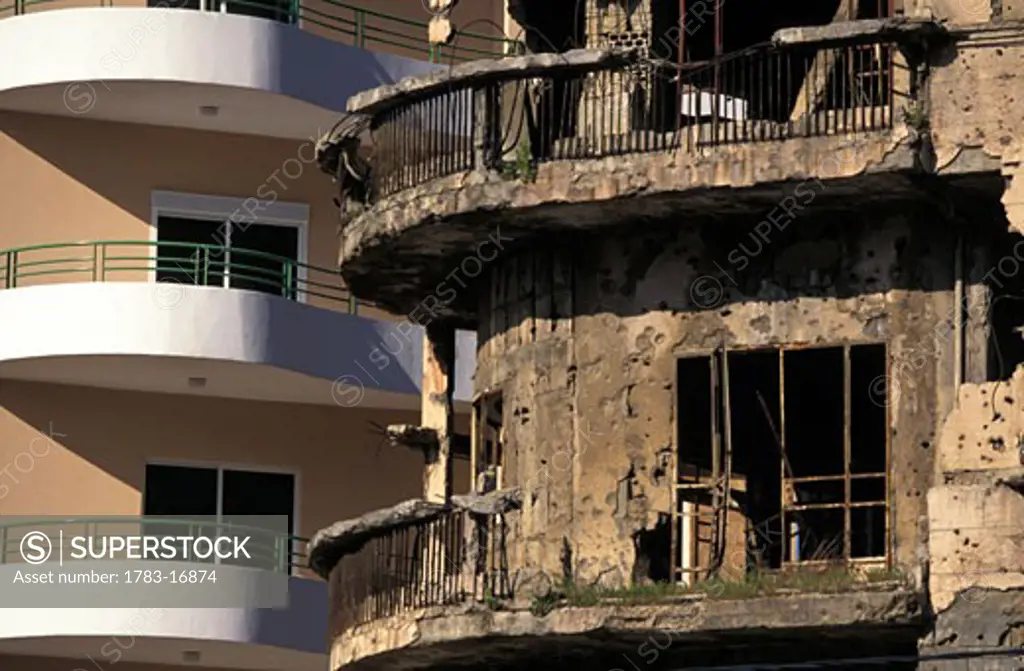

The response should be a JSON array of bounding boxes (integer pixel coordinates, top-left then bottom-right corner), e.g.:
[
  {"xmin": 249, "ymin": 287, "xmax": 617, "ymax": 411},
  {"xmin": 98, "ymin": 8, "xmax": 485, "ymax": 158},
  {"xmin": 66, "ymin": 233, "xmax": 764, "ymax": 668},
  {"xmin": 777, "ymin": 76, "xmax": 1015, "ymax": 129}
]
[
  {"xmin": 520, "ymin": 564, "xmax": 909, "ymax": 616},
  {"xmin": 501, "ymin": 142, "xmax": 537, "ymax": 183}
]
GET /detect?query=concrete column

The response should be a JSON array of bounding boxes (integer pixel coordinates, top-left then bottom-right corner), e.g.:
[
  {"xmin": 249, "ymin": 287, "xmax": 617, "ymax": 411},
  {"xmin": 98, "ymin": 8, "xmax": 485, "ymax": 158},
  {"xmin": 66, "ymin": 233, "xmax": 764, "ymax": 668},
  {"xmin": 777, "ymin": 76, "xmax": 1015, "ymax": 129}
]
[{"xmin": 422, "ymin": 323, "xmax": 456, "ymax": 504}]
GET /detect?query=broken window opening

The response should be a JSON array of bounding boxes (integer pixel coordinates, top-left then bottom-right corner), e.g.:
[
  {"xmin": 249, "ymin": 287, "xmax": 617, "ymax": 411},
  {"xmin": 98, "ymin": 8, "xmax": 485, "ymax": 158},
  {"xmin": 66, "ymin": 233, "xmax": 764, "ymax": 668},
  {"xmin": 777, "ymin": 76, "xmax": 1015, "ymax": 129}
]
[
  {"xmin": 524, "ymin": 0, "xmax": 898, "ymax": 164},
  {"xmin": 514, "ymin": 0, "xmax": 585, "ymax": 53},
  {"xmin": 662, "ymin": 0, "xmax": 895, "ymax": 132},
  {"xmin": 469, "ymin": 391, "xmax": 508, "ymax": 597},
  {"xmin": 986, "ymin": 232, "xmax": 1024, "ymax": 381},
  {"xmin": 663, "ymin": 0, "xmax": 891, "ymax": 65},
  {"xmin": 672, "ymin": 343, "xmax": 889, "ymax": 586},
  {"xmin": 472, "ymin": 392, "xmax": 504, "ymax": 494}
]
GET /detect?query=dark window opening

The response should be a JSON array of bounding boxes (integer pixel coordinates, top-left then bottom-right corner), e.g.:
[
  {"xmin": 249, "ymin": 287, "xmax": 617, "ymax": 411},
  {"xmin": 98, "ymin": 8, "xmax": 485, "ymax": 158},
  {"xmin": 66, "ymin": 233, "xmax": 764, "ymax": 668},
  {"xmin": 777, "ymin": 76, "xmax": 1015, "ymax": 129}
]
[
  {"xmin": 674, "ymin": 355, "xmax": 716, "ymax": 582},
  {"xmin": 473, "ymin": 392, "xmax": 504, "ymax": 493},
  {"xmin": 470, "ymin": 392, "xmax": 507, "ymax": 589},
  {"xmin": 673, "ymin": 343, "xmax": 889, "ymax": 584},
  {"xmin": 656, "ymin": 0, "xmax": 890, "ymax": 64},
  {"xmin": 143, "ymin": 464, "xmax": 296, "ymax": 571},
  {"xmin": 729, "ymin": 349, "xmax": 783, "ymax": 572},
  {"xmin": 156, "ymin": 216, "xmax": 225, "ymax": 287},
  {"xmin": 517, "ymin": 0, "xmax": 585, "ymax": 53},
  {"xmin": 144, "ymin": 464, "xmax": 218, "ymax": 517},
  {"xmin": 222, "ymin": 468, "xmax": 296, "ymax": 571},
  {"xmin": 229, "ymin": 222, "xmax": 300, "ymax": 296},
  {"xmin": 987, "ymin": 233, "xmax": 1024, "ymax": 381},
  {"xmin": 634, "ymin": 513, "xmax": 673, "ymax": 583},
  {"xmin": 156, "ymin": 215, "xmax": 300, "ymax": 299},
  {"xmin": 645, "ymin": 0, "xmax": 895, "ymax": 133},
  {"xmin": 784, "ymin": 348, "xmax": 846, "ymax": 562},
  {"xmin": 221, "ymin": 469, "xmax": 295, "ymax": 536}
]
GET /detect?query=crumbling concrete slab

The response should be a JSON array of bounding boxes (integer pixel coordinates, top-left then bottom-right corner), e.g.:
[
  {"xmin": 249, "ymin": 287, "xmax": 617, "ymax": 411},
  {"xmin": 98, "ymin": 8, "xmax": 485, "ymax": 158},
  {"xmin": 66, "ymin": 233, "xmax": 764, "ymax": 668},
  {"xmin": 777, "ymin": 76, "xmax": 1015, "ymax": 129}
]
[
  {"xmin": 338, "ymin": 132, "xmax": 915, "ymax": 320},
  {"xmin": 310, "ymin": 489, "xmax": 523, "ymax": 577},
  {"xmin": 329, "ymin": 590, "xmax": 922, "ymax": 670},
  {"xmin": 772, "ymin": 17, "xmax": 946, "ymax": 47}
]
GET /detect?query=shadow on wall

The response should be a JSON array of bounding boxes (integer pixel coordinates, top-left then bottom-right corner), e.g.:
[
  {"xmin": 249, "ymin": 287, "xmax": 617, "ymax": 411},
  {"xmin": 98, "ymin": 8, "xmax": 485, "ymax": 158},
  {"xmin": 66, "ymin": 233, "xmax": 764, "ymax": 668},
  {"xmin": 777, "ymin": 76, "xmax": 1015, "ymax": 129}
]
[
  {"xmin": 0, "ymin": 110, "xmax": 333, "ymax": 229},
  {"xmin": 0, "ymin": 379, "xmax": 426, "ymax": 525}
]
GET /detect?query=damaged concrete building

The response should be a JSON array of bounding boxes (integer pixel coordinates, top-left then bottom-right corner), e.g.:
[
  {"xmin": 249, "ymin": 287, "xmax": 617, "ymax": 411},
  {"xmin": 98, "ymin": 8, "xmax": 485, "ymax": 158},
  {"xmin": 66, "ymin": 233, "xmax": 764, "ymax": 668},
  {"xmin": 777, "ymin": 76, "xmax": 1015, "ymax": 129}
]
[{"xmin": 310, "ymin": 0, "xmax": 1024, "ymax": 668}]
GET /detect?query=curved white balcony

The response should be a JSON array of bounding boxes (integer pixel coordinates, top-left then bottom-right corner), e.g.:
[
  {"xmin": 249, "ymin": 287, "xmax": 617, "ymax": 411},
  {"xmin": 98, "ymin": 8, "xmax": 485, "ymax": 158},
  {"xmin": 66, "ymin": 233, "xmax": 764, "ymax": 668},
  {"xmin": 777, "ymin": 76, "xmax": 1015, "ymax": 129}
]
[
  {"xmin": 0, "ymin": 516, "xmax": 327, "ymax": 670},
  {"xmin": 0, "ymin": 579, "xmax": 327, "ymax": 669},
  {"xmin": 0, "ymin": 6, "xmax": 444, "ymax": 139},
  {"xmin": 0, "ymin": 240, "xmax": 475, "ymax": 406}
]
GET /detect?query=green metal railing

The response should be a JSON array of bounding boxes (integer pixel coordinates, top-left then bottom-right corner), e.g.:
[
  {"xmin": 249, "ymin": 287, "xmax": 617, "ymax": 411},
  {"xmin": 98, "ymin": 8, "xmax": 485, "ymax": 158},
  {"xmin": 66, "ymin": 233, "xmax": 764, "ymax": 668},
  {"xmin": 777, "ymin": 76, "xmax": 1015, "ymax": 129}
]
[
  {"xmin": 0, "ymin": 0, "xmax": 517, "ymax": 63},
  {"xmin": 0, "ymin": 240, "xmax": 363, "ymax": 313},
  {"xmin": 0, "ymin": 516, "xmax": 310, "ymax": 574}
]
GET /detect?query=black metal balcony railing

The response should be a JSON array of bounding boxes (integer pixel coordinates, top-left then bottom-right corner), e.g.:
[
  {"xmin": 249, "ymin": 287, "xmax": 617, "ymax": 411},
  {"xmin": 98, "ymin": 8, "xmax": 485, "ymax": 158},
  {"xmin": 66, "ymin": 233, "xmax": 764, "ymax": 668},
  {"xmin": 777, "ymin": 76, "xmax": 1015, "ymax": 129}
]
[
  {"xmin": 329, "ymin": 509, "xmax": 509, "ymax": 634},
  {"xmin": 366, "ymin": 36, "xmax": 903, "ymax": 202},
  {"xmin": 372, "ymin": 84, "xmax": 477, "ymax": 200}
]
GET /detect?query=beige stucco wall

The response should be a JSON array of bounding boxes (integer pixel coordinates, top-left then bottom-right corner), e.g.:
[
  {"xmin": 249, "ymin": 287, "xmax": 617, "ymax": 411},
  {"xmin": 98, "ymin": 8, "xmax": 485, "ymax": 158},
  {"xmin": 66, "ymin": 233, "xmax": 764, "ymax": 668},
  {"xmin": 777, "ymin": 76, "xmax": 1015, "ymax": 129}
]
[
  {"xmin": 0, "ymin": 110, "xmax": 393, "ymax": 319},
  {"xmin": 0, "ymin": 379, "xmax": 434, "ymax": 537},
  {"xmin": 0, "ymin": 379, "xmax": 470, "ymax": 535}
]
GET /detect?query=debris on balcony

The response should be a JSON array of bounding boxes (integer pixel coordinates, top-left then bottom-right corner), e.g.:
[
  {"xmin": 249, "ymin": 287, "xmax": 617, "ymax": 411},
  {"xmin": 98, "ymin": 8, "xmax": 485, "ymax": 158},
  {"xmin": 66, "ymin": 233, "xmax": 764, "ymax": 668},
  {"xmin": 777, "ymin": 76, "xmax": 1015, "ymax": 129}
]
[
  {"xmin": 315, "ymin": 114, "xmax": 373, "ymax": 228},
  {"xmin": 387, "ymin": 424, "xmax": 441, "ymax": 451},
  {"xmin": 771, "ymin": 17, "xmax": 946, "ymax": 47},
  {"xmin": 309, "ymin": 488, "xmax": 521, "ymax": 578}
]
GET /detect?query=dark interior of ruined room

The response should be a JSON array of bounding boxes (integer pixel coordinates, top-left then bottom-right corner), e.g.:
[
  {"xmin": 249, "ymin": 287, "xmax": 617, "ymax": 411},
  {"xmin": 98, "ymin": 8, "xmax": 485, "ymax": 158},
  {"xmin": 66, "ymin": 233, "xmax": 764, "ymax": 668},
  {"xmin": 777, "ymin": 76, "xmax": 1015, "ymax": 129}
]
[
  {"xmin": 670, "ymin": 344, "xmax": 888, "ymax": 583},
  {"xmin": 473, "ymin": 392, "xmax": 505, "ymax": 491},
  {"xmin": 986, "ymin": 232, "xmax": 1024, "ymax": 381},
  {"xmin": 515, "ymin": 0, "xmax": 892, "ymax": 56},
  {"xmin": 518, "ymin": 0, "xmax": 896, "ymax": 155}
]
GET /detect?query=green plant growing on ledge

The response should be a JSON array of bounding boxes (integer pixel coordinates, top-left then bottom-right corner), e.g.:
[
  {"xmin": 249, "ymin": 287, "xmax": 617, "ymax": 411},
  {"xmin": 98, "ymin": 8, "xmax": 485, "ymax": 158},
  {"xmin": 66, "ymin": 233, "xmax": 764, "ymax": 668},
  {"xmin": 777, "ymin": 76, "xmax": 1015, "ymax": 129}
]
[
  {"xmin": 482, "ymin": 588, "xmax": 506, "ymax": 611},
  {"xmin": 902, "ymin": 102, "xmax": 930, "ymax": 133},
  {"xmin": 501, "ymin": 141, "xmax": 537, "ymax": 184},
  {"xmin": 521, "ymin": 562, "xmax": 912, "ymax": 616},
  {"xmin": 529, "ymin": 590, "xmax": 561, "ymax": 616}
]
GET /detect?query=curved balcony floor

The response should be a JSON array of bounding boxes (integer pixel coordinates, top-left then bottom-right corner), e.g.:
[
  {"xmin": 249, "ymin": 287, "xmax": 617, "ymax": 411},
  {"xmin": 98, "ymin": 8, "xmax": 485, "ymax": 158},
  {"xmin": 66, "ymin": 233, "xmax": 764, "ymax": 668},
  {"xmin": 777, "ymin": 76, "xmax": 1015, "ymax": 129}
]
[
  {"xmin": 0, "ymin": 575, "xmax": 327, "ymax": 670},
  {"xmin": 0, "ymin": 282, "xmax": 475, "ymax": 407}
]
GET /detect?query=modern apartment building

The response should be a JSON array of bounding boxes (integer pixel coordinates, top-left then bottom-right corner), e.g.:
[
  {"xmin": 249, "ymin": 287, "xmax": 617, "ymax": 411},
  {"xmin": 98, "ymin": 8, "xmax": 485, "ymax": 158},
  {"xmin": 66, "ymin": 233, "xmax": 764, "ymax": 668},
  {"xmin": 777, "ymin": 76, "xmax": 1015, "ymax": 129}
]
[
  {"xmin": 0, "ymin": 1, "xmax": 504, "ymax": 670},
  {"xmin": 310, "ymin": 0, "xmax": 1024, "ymax": 669}
]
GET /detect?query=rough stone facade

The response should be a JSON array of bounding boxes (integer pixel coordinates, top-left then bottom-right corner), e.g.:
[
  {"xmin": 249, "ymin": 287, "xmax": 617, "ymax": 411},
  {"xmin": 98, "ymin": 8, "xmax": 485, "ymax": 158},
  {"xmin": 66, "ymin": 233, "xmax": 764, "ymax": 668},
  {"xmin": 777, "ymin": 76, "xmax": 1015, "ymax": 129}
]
[
  {"xmin": 474, "ymin": 209, "xmax": 967, "ymax": 588},
  {"xmin": 919, "ymin": 368, "xmax": 1024, "ymax": 667}
]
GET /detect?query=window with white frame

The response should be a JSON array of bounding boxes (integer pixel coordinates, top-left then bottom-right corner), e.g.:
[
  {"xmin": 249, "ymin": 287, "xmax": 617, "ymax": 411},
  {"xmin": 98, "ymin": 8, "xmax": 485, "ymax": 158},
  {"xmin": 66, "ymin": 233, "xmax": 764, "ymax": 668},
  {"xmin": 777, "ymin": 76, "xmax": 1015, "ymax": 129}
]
[
  {"xmin": 151, "ymin": 192, "xmax": 308, "ymax": 300},
  {"xmin": 143, "ymin": 463, "xmax": 297, "ymax": 571}
]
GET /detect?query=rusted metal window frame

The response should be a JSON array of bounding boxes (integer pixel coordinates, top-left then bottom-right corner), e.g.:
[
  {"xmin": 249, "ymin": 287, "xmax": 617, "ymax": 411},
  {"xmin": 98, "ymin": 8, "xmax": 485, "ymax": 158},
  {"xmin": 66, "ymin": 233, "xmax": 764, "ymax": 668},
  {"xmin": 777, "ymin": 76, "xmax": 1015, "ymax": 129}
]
[
  {"xmin": 671, "ymin": 341, "xmax": 892, "ymax": 584},
  {"xmin": 671, "ymin": 347, "xmax": 728, "ymax": 586},
  {"xmin": 779, "ymin": 343, "xmax": 890, "ymax": 568}
]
